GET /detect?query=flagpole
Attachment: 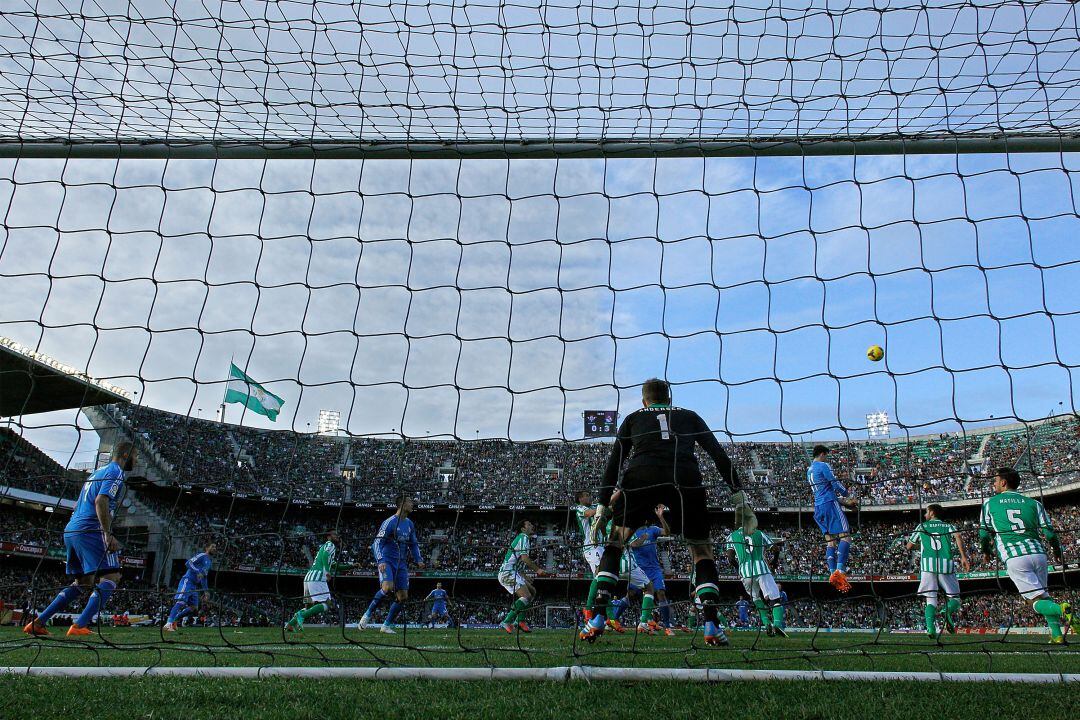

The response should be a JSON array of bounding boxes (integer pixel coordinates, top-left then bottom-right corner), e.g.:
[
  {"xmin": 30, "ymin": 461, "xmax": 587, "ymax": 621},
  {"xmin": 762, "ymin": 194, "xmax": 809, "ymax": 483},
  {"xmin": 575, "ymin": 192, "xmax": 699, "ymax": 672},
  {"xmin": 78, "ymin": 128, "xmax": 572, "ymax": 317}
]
[{"xmin": 219, "ymin": 354, "xmax": 234, "ymax": 423}]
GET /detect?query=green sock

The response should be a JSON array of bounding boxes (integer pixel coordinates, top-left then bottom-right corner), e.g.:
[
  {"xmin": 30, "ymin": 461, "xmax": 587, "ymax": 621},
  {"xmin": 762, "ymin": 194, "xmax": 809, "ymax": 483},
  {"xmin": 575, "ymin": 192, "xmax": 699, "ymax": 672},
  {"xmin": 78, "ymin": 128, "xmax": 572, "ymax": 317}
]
[
  {"xmin": 641, "ymin": 594, "xmax": 656, "ymax": 621},
  {"xmin": 771, "ymin": 602, "xmax": 784, "ymax": 628},
  {"xmin": 585, "ymin": 578, "xmax": 599, "ymax": 612},
  {"xmin": 503, "ymin": 597, "xmax": 528, "ymax": 625},
  {"xmin": 590, "ymin": 577, "xmax": 617, "ymax": 617},
  {"xmin": 299, "ymin": 603, "xmax": 327, "ymax": 622},
  {"xmin": 1033, "ymin": 599, "xmax": 1064, "ymax": 638},
  {"xmin": 753, "ymin": 599, "xmax": 770, "ymax": 626},
  {"xmin": 924, "ymin": 605, "xmax": 937, "ymax": 635},
  {"xmin": 945, "ymin": 598, "xmax": 961, "ymax": 625}
]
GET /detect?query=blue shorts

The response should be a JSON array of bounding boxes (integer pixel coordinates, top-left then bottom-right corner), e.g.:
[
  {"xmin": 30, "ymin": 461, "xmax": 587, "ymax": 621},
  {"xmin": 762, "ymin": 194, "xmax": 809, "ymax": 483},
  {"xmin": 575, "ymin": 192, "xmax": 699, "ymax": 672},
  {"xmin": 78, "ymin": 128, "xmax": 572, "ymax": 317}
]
[
  {"xmin": 174, "ymin": 577, "xmax": 201, "ymax": 606},
  {"xmin": 377, "ymin": 558, "xmax": 409, "ymax": 590},
  {"xmin": 813, "ymin": 501, "xmax": 851, "ymax": 536},
  {"xmin": 431, "ymin": 603, "xmax": 448, "ymax": 616},
  {"xmin": 64, "ymin": 529, "xmax": 120, "ymax": 576},
  {"xmin": 635, "ymin": 561, "xmax": 666, "ymax": 591}
]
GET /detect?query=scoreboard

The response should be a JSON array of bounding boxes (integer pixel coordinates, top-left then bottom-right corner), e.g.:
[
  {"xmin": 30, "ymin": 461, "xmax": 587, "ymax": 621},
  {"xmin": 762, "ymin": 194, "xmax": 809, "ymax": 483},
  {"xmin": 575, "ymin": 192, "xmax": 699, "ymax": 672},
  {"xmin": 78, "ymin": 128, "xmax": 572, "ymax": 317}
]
[{"xmin": 583, "ymin": 410, "xmax": 618, "ymax": 437}]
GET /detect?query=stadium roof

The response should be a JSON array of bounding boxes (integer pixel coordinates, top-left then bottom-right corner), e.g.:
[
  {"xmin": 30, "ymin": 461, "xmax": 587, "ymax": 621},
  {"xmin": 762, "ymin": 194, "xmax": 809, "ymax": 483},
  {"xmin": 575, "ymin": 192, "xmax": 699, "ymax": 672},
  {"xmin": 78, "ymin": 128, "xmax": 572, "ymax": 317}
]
[{"xmin": 0, "ymin": 340, "xmax": 131, "ymax": 417}]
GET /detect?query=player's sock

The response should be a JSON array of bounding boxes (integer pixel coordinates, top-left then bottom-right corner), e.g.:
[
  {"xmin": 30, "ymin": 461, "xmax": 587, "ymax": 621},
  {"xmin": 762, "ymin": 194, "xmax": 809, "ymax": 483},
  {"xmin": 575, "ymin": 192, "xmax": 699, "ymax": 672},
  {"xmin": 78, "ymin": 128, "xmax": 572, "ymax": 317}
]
[
  {"xmin": 1033, "ymin": 599, "xmax": 1064, "ymax": 638},
  {"xmin": 693, "ymin": 559, "xmax": 721, "ymax": 624},
  {"xmin": 75, "ymin": 579, "xmax": 116, "ymax": 628},
  {"xmin": 640, "ymin": 594, "xmax": 656, "ymax": 621},
  {"xmin": 771, "ymin": 600, "xmax": 784, "ymax": 628},
  {"xmin": 924, "ymin": 604, "xmax": 937, "ymax": 635},
  {"xmin": 38, "ymin": 585, "xmax": 82, "ymax": 624},
  {"xmin": 299, "ymin": 603, "xmax": 328, "ymax": 622},
  {"xmin": 836, "ymin": 540, "xmax": 851, "ymax": 573},
  {"xmin": 167, "ymin": 601, "xmax": 188, "ymax": 625},
  {"xmin": 659, "ymin": 602, "xmax": 672, "ymax": 628},
  {"xmin": 364, "ymin": 589, "xmax": 387, "ymax": 618},
  {"xmin": 385, "ymin": 601, "xmax": 403, "ymax": 626},
  {"xmin": 610, "ymin": 596, "xmax": 630, "ymax": 622},
  {"xmin": 945, "ymin": 598, "xmax": 961, "ymax": 626},
  {"xmin": 753, "ymin": 599, "xmax": 769, "ymax": 626},
  {"xmin": 589, "ymin": 545, "xmax": 622, "ymax": 616},
  {"xmin": 825, "ymin": 546, "xmax": 837, "ymax": 574},
  {"xmin": 585, "ymin": 577, "xmax": 599, "ymax": 609},
  {"xmin": 503, "ymin": 597, "xmax": 529, "ymax": 625}
]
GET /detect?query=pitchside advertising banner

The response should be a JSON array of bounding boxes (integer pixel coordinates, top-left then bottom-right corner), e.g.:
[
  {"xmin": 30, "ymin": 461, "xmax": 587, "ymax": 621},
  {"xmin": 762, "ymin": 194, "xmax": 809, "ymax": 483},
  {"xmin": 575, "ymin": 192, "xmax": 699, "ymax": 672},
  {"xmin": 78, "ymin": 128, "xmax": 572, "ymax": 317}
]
[{"xmin": 0, "ymin": 541, "xmax": 145, "ymax": 568}]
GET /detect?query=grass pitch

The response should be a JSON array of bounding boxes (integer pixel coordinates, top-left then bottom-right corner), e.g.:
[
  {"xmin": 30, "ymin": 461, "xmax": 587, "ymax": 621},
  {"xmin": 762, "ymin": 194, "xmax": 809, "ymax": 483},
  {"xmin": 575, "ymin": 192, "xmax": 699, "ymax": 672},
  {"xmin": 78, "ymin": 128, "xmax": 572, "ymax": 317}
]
[{"xmin": 2, "ymin": 627, "xmax": 1078, "ymax": 720}]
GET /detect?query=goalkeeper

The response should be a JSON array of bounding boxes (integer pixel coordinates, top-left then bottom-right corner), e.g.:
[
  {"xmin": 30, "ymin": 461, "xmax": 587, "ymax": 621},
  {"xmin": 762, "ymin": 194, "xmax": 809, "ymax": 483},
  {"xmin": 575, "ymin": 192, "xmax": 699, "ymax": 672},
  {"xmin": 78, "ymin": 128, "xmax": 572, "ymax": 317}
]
[{"xmin": 580, "ymin": 378, "xmax": 752, "ymax": 647}]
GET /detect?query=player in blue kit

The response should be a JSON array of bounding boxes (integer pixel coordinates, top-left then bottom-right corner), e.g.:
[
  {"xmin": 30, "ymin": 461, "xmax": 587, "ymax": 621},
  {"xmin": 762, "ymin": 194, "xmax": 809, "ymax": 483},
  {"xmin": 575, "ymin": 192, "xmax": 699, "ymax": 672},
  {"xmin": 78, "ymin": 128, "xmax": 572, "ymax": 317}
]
[
  {"xmin": 359, "ymin": 496, "xmax": 424, "ymax": 634},
  {"xmin": 808, "ymin": 445, "xmax": 858, "ymax": 593},
  {"xmin": 164, "ymin": 542, "xmax": 216, "ymax": 632},
  {"xmin": 24, "ymin": 442, "xmax": 135, "ymax": 637},
  {"xmin": 628, "ymin": 505, "xmax": 675, "ymax": 635},
  {"xmin": 423, "ymin": 582, "xmax": 454, "ymax": 628},
  {"xmin": 736, "ymin": 597, "xmax": 752, "ymax": 627}
]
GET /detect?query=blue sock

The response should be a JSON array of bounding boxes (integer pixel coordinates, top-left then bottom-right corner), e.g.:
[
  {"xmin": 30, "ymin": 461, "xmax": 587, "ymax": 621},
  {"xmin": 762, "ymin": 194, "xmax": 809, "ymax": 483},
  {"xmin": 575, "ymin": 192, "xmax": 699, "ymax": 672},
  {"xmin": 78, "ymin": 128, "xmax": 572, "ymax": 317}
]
[
  {"xmin": 826, "ymin": 546, "xmax": 837, "ymax": 573},
  {"xmin": 837, "ymin": 541, "xmax": 851, "ymax": 573},
  {"xmin": 611, "ymin": 597, "xmax": 628, "ymax": 622},
  {"xmin": 385, "ymin": 601, "xmax": 402, "ymax": 626},
  {"xmin": 38, "ymin": 585, "xmax": 82, "ymax": 623},
  {"xmin": 660, "ymin": 602, "xmax": 672, "ymax": 628},
  {"xmin": 75, "ymin": 579, "xmax": 116, "ymax": 628},
  {"xmin": 167, "ymin": 601, "xmax": 186, "ymax": 624},
  {"xmin": 365, "ymin": 589, "xmax": 386, "ymax": 617}
]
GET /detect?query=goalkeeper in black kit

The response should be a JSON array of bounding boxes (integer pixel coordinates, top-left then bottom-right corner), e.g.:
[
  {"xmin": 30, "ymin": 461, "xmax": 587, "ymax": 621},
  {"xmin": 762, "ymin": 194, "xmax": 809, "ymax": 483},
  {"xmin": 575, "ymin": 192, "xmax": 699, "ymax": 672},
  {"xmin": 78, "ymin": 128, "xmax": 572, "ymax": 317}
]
[{"xmin": 580, "ymin": 378, "xmax": 754, "ymax": 647}]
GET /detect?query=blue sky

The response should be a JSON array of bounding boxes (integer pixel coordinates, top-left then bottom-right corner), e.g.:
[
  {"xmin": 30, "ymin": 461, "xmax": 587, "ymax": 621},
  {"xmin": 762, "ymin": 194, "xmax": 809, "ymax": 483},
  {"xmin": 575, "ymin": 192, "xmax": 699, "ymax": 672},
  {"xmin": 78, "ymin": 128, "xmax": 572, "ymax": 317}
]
[{"xmin": 0, "ymin": 0, "xmax": 1078, "ymax": 465}]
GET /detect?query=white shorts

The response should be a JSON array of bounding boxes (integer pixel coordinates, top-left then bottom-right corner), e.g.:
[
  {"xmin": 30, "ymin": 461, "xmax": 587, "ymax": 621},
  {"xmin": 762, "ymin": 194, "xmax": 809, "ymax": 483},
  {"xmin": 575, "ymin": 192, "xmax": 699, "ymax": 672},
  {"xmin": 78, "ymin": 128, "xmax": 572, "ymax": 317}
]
[
  {"xmin": 917, "ymin": 572, "xmax": 960, "ymax": 604},
  {"xmin": 583, "ymin": 545, "xmax": 603, "ymax": 575},
  {"xmin": 1005, "ymin": 554, "xmax": 1049, "ymax": 600},
  {"xmin": 499, "ymin": 571, "xmax": 527, "ymax": 594},
  {"xmin": 741, "ymin": 573, "xmax": 780, "ymax": 602},
  {"xmin": 303, "ymin": 580, "xmax": 332, "ymax": 604},
  {"xmin": 623, "ymin": 557, "xmax": 649, "ymax": 590}
]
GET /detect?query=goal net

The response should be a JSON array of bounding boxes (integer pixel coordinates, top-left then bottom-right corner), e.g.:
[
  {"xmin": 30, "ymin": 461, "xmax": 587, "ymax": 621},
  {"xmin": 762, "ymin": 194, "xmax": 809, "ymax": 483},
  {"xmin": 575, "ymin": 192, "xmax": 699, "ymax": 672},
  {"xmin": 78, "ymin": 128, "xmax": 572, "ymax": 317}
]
[{"xmin": 1, "ymin": 0, "xmax": 1078, "ymax": 680}]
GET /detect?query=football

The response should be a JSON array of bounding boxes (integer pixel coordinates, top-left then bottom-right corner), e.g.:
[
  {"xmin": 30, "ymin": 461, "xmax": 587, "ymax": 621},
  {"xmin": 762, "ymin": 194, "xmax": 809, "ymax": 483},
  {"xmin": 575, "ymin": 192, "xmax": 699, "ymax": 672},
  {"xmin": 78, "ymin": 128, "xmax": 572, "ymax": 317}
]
[{"xmin": 867, "ymin": 345, "xmax": 884, "ymax": 362}]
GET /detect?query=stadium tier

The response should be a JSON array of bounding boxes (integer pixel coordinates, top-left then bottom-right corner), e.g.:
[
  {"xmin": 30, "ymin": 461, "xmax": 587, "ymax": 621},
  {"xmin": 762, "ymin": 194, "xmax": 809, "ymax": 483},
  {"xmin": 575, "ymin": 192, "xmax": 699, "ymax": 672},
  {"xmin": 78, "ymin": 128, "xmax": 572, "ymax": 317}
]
[{"xmin": 100, "ymin": 405, "xmax": 1080, "ymax": 509}]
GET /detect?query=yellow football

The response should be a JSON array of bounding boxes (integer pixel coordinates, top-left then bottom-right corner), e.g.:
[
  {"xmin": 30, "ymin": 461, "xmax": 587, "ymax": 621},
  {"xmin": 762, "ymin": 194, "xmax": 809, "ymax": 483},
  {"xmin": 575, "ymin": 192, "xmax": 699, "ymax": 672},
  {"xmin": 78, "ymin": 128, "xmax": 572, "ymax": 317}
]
[{"xmin": 867, "ymin": 345, "xmax": 884, "ymax": 362}]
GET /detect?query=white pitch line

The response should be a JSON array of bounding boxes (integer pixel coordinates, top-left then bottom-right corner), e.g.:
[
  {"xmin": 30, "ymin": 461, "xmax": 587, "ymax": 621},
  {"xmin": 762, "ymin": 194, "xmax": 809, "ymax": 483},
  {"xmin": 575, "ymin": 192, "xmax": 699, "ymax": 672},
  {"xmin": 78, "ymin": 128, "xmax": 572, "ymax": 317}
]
[{"xmin": 3, "ymin": 666, "xmax": 1078, "ymax": 683}]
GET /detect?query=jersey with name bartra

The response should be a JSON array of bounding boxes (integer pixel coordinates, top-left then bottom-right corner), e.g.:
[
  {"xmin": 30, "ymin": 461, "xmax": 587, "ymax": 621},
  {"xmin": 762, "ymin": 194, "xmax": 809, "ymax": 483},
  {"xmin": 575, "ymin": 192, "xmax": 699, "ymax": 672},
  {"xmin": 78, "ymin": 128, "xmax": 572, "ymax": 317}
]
[
  {"xmin": 979, "ymin": 491, "xmax": 1055, "ymax": 561},
  {"xmin": 305, "ymin": 540, "xmax": 337, "ymax": 582},
  {"xmin": 601, "ymin": 405, "xmax": 741, "ymax": 503},
  {"xmin": 726, "ymin": 528, "xmax": 778, "ymax": 578},
  {"xmin": 501, "ymin": 532, "xmax": 530, "ymax": 575},
  {"xmin": 908, "ymin": 519, "xmax": 959, "ymax": 574}
]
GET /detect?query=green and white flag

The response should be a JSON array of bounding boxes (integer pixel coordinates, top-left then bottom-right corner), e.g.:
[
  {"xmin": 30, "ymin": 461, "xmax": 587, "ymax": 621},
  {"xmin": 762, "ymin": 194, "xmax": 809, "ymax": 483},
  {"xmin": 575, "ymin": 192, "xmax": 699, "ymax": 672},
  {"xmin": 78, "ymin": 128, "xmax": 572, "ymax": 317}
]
[{"xmin": 224, "ymin": 363, "xmax": 284, "ymax": 421}]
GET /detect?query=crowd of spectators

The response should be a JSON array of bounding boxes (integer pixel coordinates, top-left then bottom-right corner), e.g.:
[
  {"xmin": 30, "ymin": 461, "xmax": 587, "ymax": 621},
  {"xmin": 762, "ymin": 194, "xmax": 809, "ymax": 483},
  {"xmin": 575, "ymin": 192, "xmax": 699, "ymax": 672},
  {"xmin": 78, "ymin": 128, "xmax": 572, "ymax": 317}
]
[
  {"xmin": 101, "ymin": 406, "xmax": 1080, "ymax": 509},
  {"xmin": 0, "ymin": 428, "xmax": 85, "ymax": 499}
]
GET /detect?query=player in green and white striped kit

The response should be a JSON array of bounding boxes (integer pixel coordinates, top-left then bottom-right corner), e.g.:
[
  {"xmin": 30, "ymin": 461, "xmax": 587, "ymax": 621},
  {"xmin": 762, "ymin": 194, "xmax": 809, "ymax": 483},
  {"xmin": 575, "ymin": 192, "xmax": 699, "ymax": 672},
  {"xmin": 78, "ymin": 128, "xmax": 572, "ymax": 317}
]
[
  {"xmin": 573, "ymin": 490, "xmax": 605, "ymax": 623},
  {"xmin": 905, "ymin": 504, "xmax": 970, "ymax": 638},
  {"xmin": 725, "ymin": 527, "xmax": 787, "ymax": 637},
  {"xmin": 979, "ymin": 468, "xmax": 1077, "ymax": 644},
  {"xmin": 285, "ymin": 531, "xmax": 340, "ymax": 632},
  {"xmin": 498, "ymin": 519, "xmax": 545, "ymax": 633}
]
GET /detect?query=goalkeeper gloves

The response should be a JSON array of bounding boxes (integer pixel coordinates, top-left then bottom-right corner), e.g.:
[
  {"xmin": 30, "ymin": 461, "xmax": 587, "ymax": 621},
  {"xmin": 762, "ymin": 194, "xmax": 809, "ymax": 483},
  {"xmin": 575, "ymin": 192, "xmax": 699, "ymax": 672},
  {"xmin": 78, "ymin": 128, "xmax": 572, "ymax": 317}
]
[
  {"xmin": 589, "ymin": 503, "xmax": 611, "ymax": 544},
  {"xmin": 730, "ymin": 490, "xmax": 758, "ymax": 534}
]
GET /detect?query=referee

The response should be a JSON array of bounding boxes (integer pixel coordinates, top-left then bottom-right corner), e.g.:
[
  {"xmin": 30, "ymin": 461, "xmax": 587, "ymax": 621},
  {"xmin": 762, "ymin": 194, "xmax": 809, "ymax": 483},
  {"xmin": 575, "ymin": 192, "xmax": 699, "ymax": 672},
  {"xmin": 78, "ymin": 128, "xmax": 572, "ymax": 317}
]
[{"xmin": 580, "ymin": 378, "xmax": 754, "ymax": 647}]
